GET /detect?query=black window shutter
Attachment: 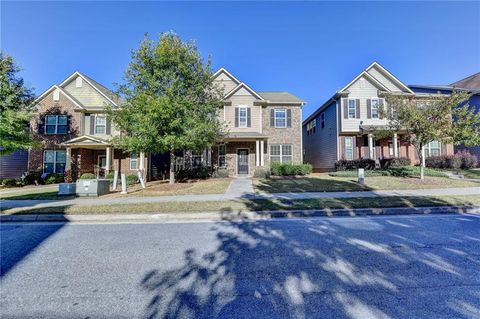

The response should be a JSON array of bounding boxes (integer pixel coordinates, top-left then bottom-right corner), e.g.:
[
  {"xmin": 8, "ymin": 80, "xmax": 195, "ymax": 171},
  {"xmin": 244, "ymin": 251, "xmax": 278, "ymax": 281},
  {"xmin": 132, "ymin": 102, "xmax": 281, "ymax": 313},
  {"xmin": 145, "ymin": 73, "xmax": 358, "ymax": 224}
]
[
  {"xmin": 67, "ymin": 115, "xmax": 72, "ymax": 134},
  {"xmin": 270, "ymin": 109, "xmax": 275, "ymax": 127},
  {"xmin": 38, "ymin": 116, "xmax": 45, "ymax": 135},
  {"xmin": 287, "ymin": 109, "xmax": 292, "ymax": 128},
  {"xmin": 343, "ymin": 99, "xmax": 348, "ymax": 119},
  {"xmin": 367, "ymin": 99, "xmax": 372, "ymax": 119},
  {"xmin": 247, "ymin": 108, "xmax": 251, "ymax": 127},
  {"xmin": 379, "ymin": 98, "xmax": 384, "ymax": 119},
  {"xmin": 235, "ymin": 108, "xmax": 239, "ymax": 127},
  {"xmin": 356, "ymin": 99, "xmax": 361, "ymax": 119},
  {"xmin": 106, "ymin": 118, "xmax": 111, "ymax": 135},
  {"xmin": 90, "ymin": 115, "xmax": 95, "ymax": 135}
]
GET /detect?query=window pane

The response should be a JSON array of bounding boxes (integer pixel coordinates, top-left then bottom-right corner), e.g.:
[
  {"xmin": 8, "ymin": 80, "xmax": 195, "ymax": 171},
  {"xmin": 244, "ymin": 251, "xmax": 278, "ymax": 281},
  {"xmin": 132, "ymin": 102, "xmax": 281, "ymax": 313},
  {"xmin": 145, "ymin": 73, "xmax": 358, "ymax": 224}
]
[
  {"xmin": 219, "ymin": 155, "xmax": 226, "ymax": 167},
  {"xmin": 95, "ymin": 126, "xmax": 106, "ymax": 134},
  {"xmin": 239, "ymin": 108, "xmax": 247, "ymax": 117},
  {"xmin": 56, "ymin": 151, "xmax": 66, "ymax": 163},
  {"xmin": 270, "ymin": 145, "xmax": 280, "ymax": 156},
  {"xmin": 218, "ymin": 144, "xmax": 226, "ymax": 156},
  {"xmin": 55, "ymin": 163, "xmax": 66, "ymax": 174},
  {"xmin": 348, "ymin": 100, "xmax": 356, "ymax": 118},
  {"xmin": 282, "ymin": 155, "xmax": 292, "ymax": 163},
  {"xmin": 282, "ymin": 145, "xmax": 292, "ymax": 155},
  {"xmin": 96, "ymin": 116, "xmax": 106, "ymax": 125},
  {"xmin": 345, "ymin": 137, "xmax": 352, "ymax": 147},
  {"xmin": 345, "ymin": 150, "xmax": 353, "ymax": 160},
  {"xmin": 44, "ymin": 163, "xmax": 54, "ymax": 173},
  {"xmin": 44, "ymin": 151, "xmax": 55, "ymax": 163},
  {"xmin": 57, "ymin": 125, "xmax": 67, "ymax": 134},
  {"xmin": 46, "ymin": 125, "xmax": 56, "ymax": 134},
  {"xmin": 58, "ymin": 115, "xmax": 67, "ymax": 125},
  {"xmin": 271, "ymin": 156, "xmax": 281, "ymax": 163},
  {"xmin": 46, "ymin": 116, "xmax": 57, "ymax": 124},
  {"xmin": 275, "ymin": 109, "xmax": 286, "ymax": 128}
]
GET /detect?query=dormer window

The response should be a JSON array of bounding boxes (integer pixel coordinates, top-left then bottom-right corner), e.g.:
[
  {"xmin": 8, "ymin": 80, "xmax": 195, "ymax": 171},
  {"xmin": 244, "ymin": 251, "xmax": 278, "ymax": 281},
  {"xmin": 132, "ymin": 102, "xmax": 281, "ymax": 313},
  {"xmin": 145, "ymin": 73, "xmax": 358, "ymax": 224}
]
[{"xmin": 76, "ymin": 77, "xmax": 83, "ymax": 88}]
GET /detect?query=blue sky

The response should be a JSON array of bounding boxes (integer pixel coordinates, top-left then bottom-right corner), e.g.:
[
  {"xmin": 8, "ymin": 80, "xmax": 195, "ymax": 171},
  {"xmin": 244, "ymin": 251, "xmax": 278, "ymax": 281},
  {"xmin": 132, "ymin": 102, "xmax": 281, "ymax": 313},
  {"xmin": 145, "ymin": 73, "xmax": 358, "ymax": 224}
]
[{"xmin": 2, "ymin": 1, "xmax": 479, "ymax": 119}]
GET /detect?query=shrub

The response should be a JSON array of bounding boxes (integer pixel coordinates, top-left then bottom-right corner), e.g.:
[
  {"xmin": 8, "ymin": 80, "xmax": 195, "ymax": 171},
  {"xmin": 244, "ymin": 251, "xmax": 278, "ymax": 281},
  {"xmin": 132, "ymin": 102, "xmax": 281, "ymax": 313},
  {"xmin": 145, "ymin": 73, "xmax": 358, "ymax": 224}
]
[
  {"xmin": 455, "ymin": 150, "xmax": 478, "ymax": 169},
  {"xmin": 126, "ymin": 174, "xmax": 139, "ymax": 186},
  {"xmin": 379, "ymin": 157, "xmax": 411, "ymax": 169},
  {"xmin": 175, "ymin": 167, "xmax": 212, "ymax": 181},
  {"xmin": 335, "ymin": 159, "xmax": 376, "ymax": 171},
  {"xmin": 425, "ymin": 155, "xmax": 461, "ymax": 169},
  {"xmin": 45, "ymin": 173, "xmax": 64, "ymax": 184},
  {"xmin": 2, "ymin": 178, "xmax": 18, "ymax": 187},
  {"xmin": 253, "ymin": 167, "xmax": 271, "ymax": 178},
  {"xmin": 64, "ymin": 170, "xmax": 73, "ymax": 183},
  {"xmin": 21, "ymin": 171, "xmax": 41, "ymax": 185},
  {"xmin": 80, "ymin": 173, "xmax": 96, "ymax": 179},
  {"xmin": 271, "ymin": 162, "xmax": 312, "ymax": 176},
  {"xmin": 105, "ymin": 172, "xmax": 115, "ymax": 180},
  {"xmin": 329, "ymin": 170, "xmax": 389, "ymax": 177},
  {"xmin": 212, "ymin": 168, "xmax": 229, "ymax": 178}
]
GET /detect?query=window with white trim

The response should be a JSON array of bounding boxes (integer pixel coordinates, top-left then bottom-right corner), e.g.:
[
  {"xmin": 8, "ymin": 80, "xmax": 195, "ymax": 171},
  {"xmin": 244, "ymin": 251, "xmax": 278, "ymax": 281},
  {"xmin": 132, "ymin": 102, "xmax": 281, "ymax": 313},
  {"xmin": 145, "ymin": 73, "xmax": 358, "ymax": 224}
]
[
  {"xmin": 238, "ymin": 107, "xmax": 248, "ymax": 128},
  {"xmin": 218, "ymin": 144, "xmax": 226, "ymax": 168},
  {"xmin": 344, "ymin": 137, "xmax": 353, "ymax": 160},
  {"xmin": 95, "ymin": 115, "xmax": 106, "ymax": 134},
  {"xmin": 306, "ymin": 119, "xmax": 316, "ymax": 136},
  {"xmin": 130, "ymin": 153, "xmax": 138, "ymax": 170},
  {"xmin": 43, "ymin": 150, "xmax": 66, "ymax": 173},
  {"xmin": 45, "ymin": 115, "xmax": 68, "ymax": 134},
  {"xmin": 274, "ymin": 109, "xmax": 287, "ymax": 128},
  {"xmin": 270, "ymin": 144, "xmax": 293, "ymax": 163},
  {"xmin": 348, "ymin": 99, "xmax": 356, "ymax": 118},
  {"xmin": 425, "ymin": 141, "xmax": 441, "ymax": 157},
  {"xmin": 371, "ymin": 98, "xmax": 379, "ymax": 119},
  {"xmin": 191, "ymin": 151, "xmax": 203, "ymax": 167}
]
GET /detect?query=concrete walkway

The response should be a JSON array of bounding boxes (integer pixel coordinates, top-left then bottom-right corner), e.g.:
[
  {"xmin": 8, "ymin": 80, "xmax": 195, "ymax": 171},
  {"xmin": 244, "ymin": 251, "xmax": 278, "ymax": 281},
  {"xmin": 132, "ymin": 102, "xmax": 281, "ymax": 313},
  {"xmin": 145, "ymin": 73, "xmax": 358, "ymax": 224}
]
[
  {"xmin": 1, "ymin": 186, "xmax": 479, "ymax": 210},
  {"xmin": 225, "ymin": 177, "xmax": 254, "ymax": 196}
]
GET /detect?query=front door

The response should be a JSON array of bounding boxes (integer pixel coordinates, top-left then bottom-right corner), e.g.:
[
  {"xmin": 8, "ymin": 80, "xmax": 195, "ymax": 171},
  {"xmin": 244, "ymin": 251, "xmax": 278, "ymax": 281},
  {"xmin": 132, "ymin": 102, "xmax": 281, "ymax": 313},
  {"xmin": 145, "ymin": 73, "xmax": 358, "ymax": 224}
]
[{"xmin": 237, "ymin": 149, "xmax": 249, "ymax": 175}]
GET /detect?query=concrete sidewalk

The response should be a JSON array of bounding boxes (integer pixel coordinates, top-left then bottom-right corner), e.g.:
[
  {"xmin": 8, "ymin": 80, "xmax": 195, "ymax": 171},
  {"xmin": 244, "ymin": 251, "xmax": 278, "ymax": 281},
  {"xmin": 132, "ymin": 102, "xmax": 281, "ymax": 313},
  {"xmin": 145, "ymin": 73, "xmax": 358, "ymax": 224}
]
[{"xmin": 1, "ymin": 186, "xmax": 479, "ymax": 210}]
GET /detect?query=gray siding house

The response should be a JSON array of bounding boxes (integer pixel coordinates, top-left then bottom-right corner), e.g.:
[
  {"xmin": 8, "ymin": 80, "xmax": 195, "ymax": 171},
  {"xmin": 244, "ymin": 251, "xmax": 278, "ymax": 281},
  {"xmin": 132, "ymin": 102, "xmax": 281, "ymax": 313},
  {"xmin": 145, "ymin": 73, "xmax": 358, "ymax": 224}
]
[{"xmin": 0, "ymin": 150, "xmax": 28, "ymax": 179}]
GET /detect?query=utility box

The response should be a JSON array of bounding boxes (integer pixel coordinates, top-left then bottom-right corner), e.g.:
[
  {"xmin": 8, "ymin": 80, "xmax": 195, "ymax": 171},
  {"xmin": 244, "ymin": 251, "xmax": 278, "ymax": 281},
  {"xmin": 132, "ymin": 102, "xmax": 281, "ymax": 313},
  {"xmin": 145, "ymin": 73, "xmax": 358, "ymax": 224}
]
[
  {"xmin": 58, "ymin": 183, "xmax": 76, "ymax": 196},
  {"xmin": 76, "ymin": 179, "xmax": 110, "ymax": 197}
]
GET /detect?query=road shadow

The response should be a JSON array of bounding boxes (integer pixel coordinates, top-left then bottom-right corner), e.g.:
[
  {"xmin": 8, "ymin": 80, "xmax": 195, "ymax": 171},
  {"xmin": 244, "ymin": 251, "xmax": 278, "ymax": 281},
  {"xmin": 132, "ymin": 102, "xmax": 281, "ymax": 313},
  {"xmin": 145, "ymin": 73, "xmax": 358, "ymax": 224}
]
[
  {"xmin": 0, "ymin": 210, "xmax": 69, "ymax": 277},
  {"xmin": 139, "ymin": 213, "xmax": 480, "ymax": 318}
]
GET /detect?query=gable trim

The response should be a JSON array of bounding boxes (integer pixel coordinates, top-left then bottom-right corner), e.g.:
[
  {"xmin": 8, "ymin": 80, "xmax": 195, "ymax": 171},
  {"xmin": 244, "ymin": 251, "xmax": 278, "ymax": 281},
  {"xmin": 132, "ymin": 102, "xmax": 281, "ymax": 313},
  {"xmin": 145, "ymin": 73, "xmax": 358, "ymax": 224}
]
[
  {"xmin": 223, "ymin": 82, "xmax": 265, "ymax": 101},
  {"xmin": 59, "ymin": 71, "xmax": 118, "ymax": 107},
  {"xmin": 339, "ymin": 71, "xmax": 391, "ymax": 93},
  {"xmin": 213, "ymin": 67, "xmax": 241, "ymax": 84},
  {"xmin": 62, "ymin": 135, "xmax": 110, "ymax": 145},
  {"xmin": 366, "ymin": 62, "xmax": 415, "ymax": 94},
  {"xmin": 34, "ymin": 85, "xmax": 84, "ymax": 109}
]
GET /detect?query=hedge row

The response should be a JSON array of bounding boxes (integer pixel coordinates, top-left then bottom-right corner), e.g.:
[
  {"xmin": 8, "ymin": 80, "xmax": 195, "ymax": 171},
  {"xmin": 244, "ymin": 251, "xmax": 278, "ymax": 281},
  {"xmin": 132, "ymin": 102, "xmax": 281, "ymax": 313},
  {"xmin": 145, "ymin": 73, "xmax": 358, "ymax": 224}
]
[
  {"xmin": 271, "ymin": 162, "xmax": 313, "ymax": 176},
  {"xmin": 426, "ymin": 151, "xmax": 477, "ymax": 169}
]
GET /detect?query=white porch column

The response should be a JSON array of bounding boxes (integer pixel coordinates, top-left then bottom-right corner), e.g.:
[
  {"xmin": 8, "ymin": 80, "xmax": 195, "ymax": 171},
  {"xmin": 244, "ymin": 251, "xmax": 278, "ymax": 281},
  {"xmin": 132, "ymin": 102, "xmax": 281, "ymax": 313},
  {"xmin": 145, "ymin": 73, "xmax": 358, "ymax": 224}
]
[
  {"xmin": 368, "ymin": 134, "xmax": 374, "ymax": 159},
  {"xmin": 65, "ymin": 147, "xmax": 72, "ymax": 171},
  {"xmin": 260, "ymin": 140, "xmax": 265, "ymax": 166},
  {"xmin": 256, "ymin": 140, "xmax": 260, "ymax": 166},
  {"xmin": 106, "ymin": 147, "xmax": 111, "ymax": 173},
  {"xmin": 421, "ymin": 146, "xmax": 426, "ymax": 167},
  {"xmin": 393, "ymin": 133, "xmax": 398, "ymax": 157},
  {"xmin": 139, "ymin": 152, "xmax": 145, "ymax": 170}
]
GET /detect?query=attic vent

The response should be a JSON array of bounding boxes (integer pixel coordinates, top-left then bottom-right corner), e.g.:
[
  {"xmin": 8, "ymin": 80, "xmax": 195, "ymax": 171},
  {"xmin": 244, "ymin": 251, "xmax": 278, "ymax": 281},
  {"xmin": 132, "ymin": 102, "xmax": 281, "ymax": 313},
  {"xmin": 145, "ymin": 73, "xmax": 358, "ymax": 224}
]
[
  {"xmin": 76, "ymin": 77, "xmax": 83, "ymax": 88},
  {"xmin": 53, "ymin": 89, "xmax": 60, "ymax": 101},
  {"xmin": 359, "ymin": 78, "xmax": 366, "ymax": 88}
]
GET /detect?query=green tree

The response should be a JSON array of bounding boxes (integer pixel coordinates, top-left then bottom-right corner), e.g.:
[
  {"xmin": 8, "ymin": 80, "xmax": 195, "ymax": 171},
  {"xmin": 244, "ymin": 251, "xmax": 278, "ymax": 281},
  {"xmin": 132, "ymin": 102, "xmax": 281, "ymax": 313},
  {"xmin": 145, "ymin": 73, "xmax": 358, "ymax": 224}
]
[
  {"xmin": 382, "ymin": 91, "xmax": 480, "ymax": 179},
  {"xmin": 0, "ymin": 53, "xmax": 36, "ymax": 155},
  {"xmin": 107, "ymin": 33, "xmax": 224, "ymax": 183}
]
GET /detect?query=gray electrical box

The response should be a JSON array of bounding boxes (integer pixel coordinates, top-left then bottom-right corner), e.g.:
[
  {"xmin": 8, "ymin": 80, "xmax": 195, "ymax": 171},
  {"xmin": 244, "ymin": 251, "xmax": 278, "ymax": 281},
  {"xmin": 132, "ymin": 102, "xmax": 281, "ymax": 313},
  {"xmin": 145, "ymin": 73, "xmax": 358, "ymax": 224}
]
[{"xmin": 76, "ymin": 179, "xmax": 110, "ymax": 197}]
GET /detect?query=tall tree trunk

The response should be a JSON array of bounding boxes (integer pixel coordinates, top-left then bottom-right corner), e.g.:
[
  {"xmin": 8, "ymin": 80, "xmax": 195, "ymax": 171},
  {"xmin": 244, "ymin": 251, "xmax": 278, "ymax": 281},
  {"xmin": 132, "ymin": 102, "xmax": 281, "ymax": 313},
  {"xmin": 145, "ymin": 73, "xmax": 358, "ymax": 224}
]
[{"xmin": 169, "ymin": 151, "xmax": 175, "ymax": 184}]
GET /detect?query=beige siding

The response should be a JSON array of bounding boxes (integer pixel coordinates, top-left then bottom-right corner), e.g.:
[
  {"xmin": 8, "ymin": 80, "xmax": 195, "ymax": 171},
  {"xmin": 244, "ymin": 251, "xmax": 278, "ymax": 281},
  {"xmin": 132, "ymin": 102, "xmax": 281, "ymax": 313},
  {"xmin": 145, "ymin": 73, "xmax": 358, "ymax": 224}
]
[
  {"xmin": 366, "ymin": 66, "xmax": 405, "ymax": 92},
  {"xmin": 214, "ymin": 72, "xmax": 238, "ymax": 95},
  {"xmin": 225, "ymin": 91, "xmax": 262, "ymax": 133},
  {"xmin": 63, "ymin": 77, "xmax": 110, "ymax": 107},
  {"xmin": 341, "ymin": 75, "xmax": 389, "ymax": 132}
]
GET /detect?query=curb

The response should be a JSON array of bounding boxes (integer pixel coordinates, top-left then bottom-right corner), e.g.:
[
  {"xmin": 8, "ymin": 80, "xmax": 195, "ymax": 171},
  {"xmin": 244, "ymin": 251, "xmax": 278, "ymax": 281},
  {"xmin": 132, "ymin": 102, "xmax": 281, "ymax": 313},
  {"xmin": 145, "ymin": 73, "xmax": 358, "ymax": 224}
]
[{"xmin": 1, "ymin": 205, "xmax": 479, "ymax": 223}]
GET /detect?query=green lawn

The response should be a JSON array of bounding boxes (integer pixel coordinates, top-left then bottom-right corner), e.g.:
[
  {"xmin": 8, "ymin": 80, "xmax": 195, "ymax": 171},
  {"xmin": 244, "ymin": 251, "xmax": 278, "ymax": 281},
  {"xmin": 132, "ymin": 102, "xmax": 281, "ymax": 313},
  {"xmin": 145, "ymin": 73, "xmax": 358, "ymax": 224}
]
[
  {"xmin": 452, "ymin": 169, "xmax": 480, "ymax": 180},
  {"xmin": 254, "ymin": 173, "xmax": 480, "ymax": 193},
  {"xmin": 0, "ymin": 185, "xmax": 68, "ymax": 200},
  {"xmin": 2, "ymin": 195, "xmax": 479, "ymax": 216}
]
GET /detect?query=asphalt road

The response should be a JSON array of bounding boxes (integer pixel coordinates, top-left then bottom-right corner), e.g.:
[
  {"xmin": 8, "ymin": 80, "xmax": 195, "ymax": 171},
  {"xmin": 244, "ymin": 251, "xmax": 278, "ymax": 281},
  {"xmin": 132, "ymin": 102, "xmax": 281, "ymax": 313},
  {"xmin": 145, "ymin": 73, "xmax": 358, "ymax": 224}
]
[{"xmin": 1, "ymin": 214, "xmax": 480, "ymax": 319}]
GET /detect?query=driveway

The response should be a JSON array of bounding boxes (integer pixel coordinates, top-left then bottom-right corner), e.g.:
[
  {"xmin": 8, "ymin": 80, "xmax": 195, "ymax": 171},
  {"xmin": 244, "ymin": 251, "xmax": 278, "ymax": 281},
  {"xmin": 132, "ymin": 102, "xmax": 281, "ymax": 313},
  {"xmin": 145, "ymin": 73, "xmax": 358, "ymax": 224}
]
[{"xmin": 1, "ymin": 214, "xmax": 480, "ymax": 318}]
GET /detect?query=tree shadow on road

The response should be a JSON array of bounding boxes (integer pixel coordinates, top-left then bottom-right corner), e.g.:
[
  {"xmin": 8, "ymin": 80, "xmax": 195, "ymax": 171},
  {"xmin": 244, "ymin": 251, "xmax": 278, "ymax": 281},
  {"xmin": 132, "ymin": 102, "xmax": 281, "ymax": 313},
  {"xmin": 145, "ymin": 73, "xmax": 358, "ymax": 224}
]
[{"xmin": 139, "ymin": 211, "xmax": 480, "ymax": 318}]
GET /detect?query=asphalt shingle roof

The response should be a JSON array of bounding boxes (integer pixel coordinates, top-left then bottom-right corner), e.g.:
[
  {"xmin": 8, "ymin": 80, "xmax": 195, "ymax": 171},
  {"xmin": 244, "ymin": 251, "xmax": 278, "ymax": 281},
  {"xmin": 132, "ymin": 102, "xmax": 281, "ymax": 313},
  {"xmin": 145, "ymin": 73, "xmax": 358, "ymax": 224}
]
[
  {"xmin": 450, "ymin": 72, "xmax": 480, "ymax": 90},
  {"xmin": 258, "ymin": 92, "xmax": 304, "ymax": 103}
]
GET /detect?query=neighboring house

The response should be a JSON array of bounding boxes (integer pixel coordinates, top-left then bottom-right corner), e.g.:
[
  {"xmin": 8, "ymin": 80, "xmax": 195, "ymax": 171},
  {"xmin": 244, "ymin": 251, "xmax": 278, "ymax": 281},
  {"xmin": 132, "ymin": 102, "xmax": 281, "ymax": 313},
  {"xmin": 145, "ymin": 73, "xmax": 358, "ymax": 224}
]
[
  {"xmin": 29, "ymin": 72, "xmax": 146, "ymax": 180},
  {"xmin": 409, "ymin": 72, "xmax": 480, "ymax": 161},
  {"xmin": 166, "ymin": 68, "xmax": 305, "ymax": 177},
  {"xmin": 0, "ymin": 150, "xmax": 28, "ymax": 179},
  {"xmin": 303, "ymin": 62, "xmax": 454, "ymax": 172}
]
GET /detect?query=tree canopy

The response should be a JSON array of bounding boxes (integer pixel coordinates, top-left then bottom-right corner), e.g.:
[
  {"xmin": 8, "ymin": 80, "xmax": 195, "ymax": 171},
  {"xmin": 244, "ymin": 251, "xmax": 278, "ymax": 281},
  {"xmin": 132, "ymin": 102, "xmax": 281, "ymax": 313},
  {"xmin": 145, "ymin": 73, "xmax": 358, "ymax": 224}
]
[
  {"xmin": 107, "ymin": 33, "xmax": 224, "ymax": 183},
  {"xmin": 382, "ymin": 91, "xmax": 480, "ymax": 179},
  {"xmin": 0, "ymin": 53, "xmax": 36, "ymax": 155}
]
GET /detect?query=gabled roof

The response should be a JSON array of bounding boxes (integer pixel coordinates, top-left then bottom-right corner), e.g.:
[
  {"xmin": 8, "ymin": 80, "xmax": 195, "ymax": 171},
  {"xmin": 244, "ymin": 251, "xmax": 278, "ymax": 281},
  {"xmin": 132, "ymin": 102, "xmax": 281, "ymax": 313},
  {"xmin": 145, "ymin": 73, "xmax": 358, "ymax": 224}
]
[
  {"xmin": 213, "ymin": 67, "xmax": 241, "ymax": 84},
  {"xmin": 61, "ymin": 135, "xmax": 110, "ymax": 145},
  {"xmin": 224, "ymin": 82, "xmax": 265, "ymax": 100},
  {"xmin": 339, "ymin": 70, "xmax": 391, "ymax": 93},
  {"xmin": 451, "ymin": 72, "xmax": 480, "ymax": 90},
  {"xmin": 34, "ymin": 85, "xmax": 84, "ymax": 109},
  {"xmin": 258, "ymin": 92, "xmax": 304, "ymax": 104},
  {"xmin": 59, "ymin": 71, "xmax": 120, "ymax": 106},
  {"xmin": 366, "ymin": 62, "xmax": 415, "ymax": 94}
]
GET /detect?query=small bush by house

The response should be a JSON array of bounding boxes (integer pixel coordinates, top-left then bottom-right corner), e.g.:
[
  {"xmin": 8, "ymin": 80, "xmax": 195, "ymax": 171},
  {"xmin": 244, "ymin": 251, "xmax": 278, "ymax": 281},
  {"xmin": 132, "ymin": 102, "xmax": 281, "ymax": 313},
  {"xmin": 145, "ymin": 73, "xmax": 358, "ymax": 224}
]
[
  {"xmin": 455, "ymin": 150, "xmax": 478, "ymax": 169},
  {"xmin": 329, "ymin": 166, "xmax": 447, "ymax": 178},
  {"xmin": 212, "ymin": 168, "xmax": 229, "ymax": 178},
  {"xmin": 379, "ymin": 157, "xmax": 411, "ymax": 169},
  {"xmin": 271, "ymin": 162, "xmax": 313, "ymax": 176},
  {"xmin": 253, "ymin": 167, "xmax": 271, "ymax": 178},
  {"xmin": 426, "ymin": 155, "xmax": 462, "ymax": 169},
  {"xmin": 175, "ymin": 167, "xmax": 212, "ymax": 181},
  {"xmin": 126, "ymin": 174, "xmax": 139, "ymax": 186},
  {"xmin": 2, "ymin": 178, "xmax": 18, "ymax": 187},
  {"xmin": 334, "ymin": 159, "xmax": 376, "ymax": 171},
  {"xmin": 21, "ymin": 171, "xmax": 42, "ymax": 185},
  {"xmin": 80, "ymin": 173, "xmax": 96, "ymax": 179},
  {"xmin": 45, "ymin": 173, "xmax": 64, "ymax": 185}
]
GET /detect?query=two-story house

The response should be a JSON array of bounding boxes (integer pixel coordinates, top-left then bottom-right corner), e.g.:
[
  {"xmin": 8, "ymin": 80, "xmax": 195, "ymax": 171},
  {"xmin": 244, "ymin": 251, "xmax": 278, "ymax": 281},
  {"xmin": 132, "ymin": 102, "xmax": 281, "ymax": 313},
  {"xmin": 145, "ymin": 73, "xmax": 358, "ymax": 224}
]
[
  {"xmin": 29, "ymin": 71, "xmax": 146, "ymax": 179},
  {"xmin": 207, "ymin": 68, "xmax": 304, "ymax": 176},
  {"xmin": 303, "ymin": 62, "xmax": 454, "ymax": 172}
]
